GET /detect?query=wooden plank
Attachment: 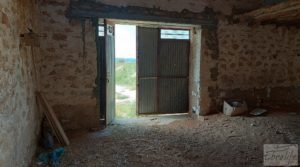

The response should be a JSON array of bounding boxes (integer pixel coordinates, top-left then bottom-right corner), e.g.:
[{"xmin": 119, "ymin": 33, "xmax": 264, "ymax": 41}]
[
  {"xmin": 39, "ymin": 92, "xmax": 70, "ymax": 146},
  {"xmin": 37, "ymin": 92, "xmax": 70, "ymax": 146},
  {"xmin": 36, "ymin": 94, "xmax": 63, "ymax": 145},
  {"xmin": 37, "ymin": 93, "xmax": 64, "ymax": 145},
  {"xmin": 240, "ymin": 0, "xmax": 300, "ymax": 22}
]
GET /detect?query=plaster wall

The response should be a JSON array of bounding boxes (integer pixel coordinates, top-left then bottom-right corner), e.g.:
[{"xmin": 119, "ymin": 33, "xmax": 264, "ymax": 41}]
[
  {"xmin": 40, "ymin": 0, "xmax": 99, "ymax": 130},
  {"xmin": 0, "ymin": 0, "xmax": 41, "ymax": 166},
  {"xmin": 40, "ymin": 0, "xmax": 300, "ymax": 122},
  {"xmin": 216, "ymin": 21, "xmax": 300, "ymax": 109}
]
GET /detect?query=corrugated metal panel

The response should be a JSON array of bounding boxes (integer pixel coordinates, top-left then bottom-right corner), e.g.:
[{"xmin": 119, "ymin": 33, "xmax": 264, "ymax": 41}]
[
  {"xmin": 157, "ymin": 39, "xmax": 189, "ymax": 114},
  {"xmin": 137, "ymin": 27, "xmax": 190, "ymax": 115},
  {"xmin": 138, "ymin": 27, "xmax": 158, "ymax": 77},
  {"xmin": 138, "ymin": 79, "xmax": 157, "ymax": 114},
  {"xmin": 159, "ymin": 40, "xmax": 189, "ymax": 77},
  {"xmin": 138, "ymin": 27, "xmax": 159, "ymax": 114},
  {"xmin": 158, "ymin": 78, "xmax": 188, "ymax": 113}
]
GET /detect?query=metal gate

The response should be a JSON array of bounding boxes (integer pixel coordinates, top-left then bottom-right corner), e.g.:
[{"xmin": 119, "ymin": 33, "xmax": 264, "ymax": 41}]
[{"xmin": 138, "ymin": 27, "xmax": 189, "ymax": 115}]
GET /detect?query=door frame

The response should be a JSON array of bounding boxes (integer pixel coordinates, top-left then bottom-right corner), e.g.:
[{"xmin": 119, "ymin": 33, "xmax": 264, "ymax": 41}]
[
  {"xmin": 95, "ymin": 19, "xmax": 107, "ymax": 123},
  {"xmin": 105, "ymin": 20, "xmax": 116, "ymax": 125},
  {"xmin": 95, "ymin": 19, "xmax": 116, "ymax": 126},
  {"xmin": 96, "ymin": 18, "xmax": 201, "ymax": 124}
]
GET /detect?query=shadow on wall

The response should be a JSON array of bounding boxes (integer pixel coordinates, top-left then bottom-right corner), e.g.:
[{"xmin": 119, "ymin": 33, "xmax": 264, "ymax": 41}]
[{"xmin": 261, "ymin": 0, "xmax": 285, "ymax": 7}]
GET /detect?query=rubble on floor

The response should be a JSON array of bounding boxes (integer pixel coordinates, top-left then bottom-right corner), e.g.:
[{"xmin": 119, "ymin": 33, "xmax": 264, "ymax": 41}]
[{"xmin": 59, "ymin": 110, "xmax": 300, "ymax": 167}]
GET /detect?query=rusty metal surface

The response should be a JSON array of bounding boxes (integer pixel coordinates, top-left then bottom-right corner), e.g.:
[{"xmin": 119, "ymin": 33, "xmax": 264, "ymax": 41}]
[
  {"xmin": 157, "ymin": 39, "xmax": 189, "ymax": 114},
  {"xmin": 158, "ymin": 78, "xmax": 188, "ymax": 114},
  {"xmin": 138, "ymin": 79, "xmax": 157, "ymax": 114},
  {"xmin": 138, "ymin": 27, "xmax": 159, "ymax": 114},
  {"xmin": 158, "ymin": 40, "xmax": 189, "ymax": 77},
  {"xmin": 138, "ymin": 27, "xmax": 189, "ymax": 115},
  {"xmin": 138, "ymin": 27, "xmax": 158, "ymax": 77}
]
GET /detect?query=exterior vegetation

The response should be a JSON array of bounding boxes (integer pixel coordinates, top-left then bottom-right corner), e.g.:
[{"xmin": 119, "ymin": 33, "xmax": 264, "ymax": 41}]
[{"xmin": 115, "ymin": 61, "xmax": 137, "ymax": 118}]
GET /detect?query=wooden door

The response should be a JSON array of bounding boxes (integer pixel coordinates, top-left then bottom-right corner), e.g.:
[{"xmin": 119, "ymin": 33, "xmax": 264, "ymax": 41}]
[{"xmin": 105, "ymin": 21, "xmax": 116, "ymax": 125}]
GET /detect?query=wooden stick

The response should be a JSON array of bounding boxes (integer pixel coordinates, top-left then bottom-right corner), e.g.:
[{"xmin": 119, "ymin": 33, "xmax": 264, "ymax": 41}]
[
  {"xmin": 37, "ymin": 92, "xmax": 70, "ymax": 146},
  {"xmin": 36, "ymin": 94, "xmax": 64, "ymax": 145},
  {"xmin": 31, "ymin": 46, "xmax": 40, "ymax": 91}
]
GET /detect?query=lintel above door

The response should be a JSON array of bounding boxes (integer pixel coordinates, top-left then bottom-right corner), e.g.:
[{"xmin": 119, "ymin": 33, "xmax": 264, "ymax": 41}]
[{"xmin": 66, "ymin": 1, "xmax": 217, "ymax": 27}]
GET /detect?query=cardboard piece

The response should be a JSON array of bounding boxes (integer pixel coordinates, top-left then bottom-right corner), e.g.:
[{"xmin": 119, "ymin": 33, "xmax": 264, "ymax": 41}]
[{"xmin": 223, "ymin": 100, "xmax": 248, "ymax": 116}]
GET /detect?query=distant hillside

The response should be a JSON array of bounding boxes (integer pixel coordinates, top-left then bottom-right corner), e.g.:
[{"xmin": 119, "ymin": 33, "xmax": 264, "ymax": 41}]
[{"xmin": 116, "ymin": 58, "xmax": 136, "ymax": 63}]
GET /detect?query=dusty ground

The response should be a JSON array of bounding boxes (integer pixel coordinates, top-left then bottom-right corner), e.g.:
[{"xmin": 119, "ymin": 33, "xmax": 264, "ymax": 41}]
[
  {"xmin": 60, "ymin": 110, "xmax": 300, "ymax": 167},
  {"xmin": 116, "ymin": 85, "xmax": 136, "ymax": 103}
]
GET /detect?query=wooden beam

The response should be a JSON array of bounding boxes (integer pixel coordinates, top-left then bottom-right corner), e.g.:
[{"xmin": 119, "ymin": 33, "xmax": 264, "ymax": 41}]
[
  {"xmin": 66, "ymin": 1, "xmax": 217, "ymax": 27},
  {"xmin": 239, "ymin": 0, "xmax": 300, "ymax": 23}
]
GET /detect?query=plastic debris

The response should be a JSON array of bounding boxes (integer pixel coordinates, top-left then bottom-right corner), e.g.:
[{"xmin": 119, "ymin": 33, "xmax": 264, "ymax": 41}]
[
  {"xmin": 42, "ymin": 131, "xmax": 54, "ymax": 149},
  {"xmin": 250, "ymin": 108, "xmax": 268, "ymax": 116},
  {"xmin": 37, "ymin": 152, "xmax": 49, "ymax": 166},
  {"xmin": 37, "ymin": 147, "xmax": 65, "ymax": 167},
  {"xmin": 223, "ymin": 100, "xmax": 248, "ymax": 116},
  {"xmin": 50, "ymin": 147, "xmax": 65, "ymax": 167}
]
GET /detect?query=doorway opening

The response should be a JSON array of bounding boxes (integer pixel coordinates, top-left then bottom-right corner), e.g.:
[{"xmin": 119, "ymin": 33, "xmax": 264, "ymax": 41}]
[
  {"xmin": 99, "ymin": 19, "xmax": 201, "ymax": 125},
  {"xmin": 115, "ymin": 24, "xmax": 137, "ymax": 118}
]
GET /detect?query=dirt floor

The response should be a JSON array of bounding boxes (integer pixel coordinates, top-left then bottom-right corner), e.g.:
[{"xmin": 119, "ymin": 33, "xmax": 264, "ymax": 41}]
[{"xmin": 60, "ymin": 110, "xmax": 300, "ymax": 167}]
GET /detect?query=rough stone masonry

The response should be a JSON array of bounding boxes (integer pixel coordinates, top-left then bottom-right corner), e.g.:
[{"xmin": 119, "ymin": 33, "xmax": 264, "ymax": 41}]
[
  {"xmin": 39, "ymin": 0, "xmax": 264, "ymax": 126},
  {"xmin": 0, "ymin": 0, "xmax": 41, "ymax": 166},
  {"xmin": 36, "ymin": 0, "xmax": 300, "ymax": 126},
  {"xmin": 1, "ymin": 0, "xmax": 300, "ymax": 166}
]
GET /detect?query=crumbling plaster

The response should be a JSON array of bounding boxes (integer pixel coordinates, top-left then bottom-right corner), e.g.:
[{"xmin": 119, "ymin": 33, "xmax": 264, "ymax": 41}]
[
  {"xmin": 98, "ymin": 0, "xmax": 262, "ymax": 15},
  {"xmin": 0, "ymin": 0, "xmax": 41, "ymax": 166},
  {"xmin": 1, "ymin": 0, "xmax": 299, "ymax": 166},
  {"xmin": 39, "ymin": 0, "xmax": 271, "ymax": 122},
  {"xmin": 40, "ymin": 0, "xmax": 99, "ymax": 130},
  {"xmin": 200, "ymin": 20, "xmax": 300, "ymax": 113},
  {"xmin": 40, "ymin": 0, "xmax": 300, "ymax": 124},
  {"xmin": 189, "ymin": 27, "xmax": 202, "ymax": 118},
  {"xmin": 216, "ymin": 21, "xmax": 300, "ymax": 108}
]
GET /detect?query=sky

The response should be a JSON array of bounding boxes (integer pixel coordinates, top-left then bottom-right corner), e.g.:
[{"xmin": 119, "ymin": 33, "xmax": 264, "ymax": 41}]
[{"xmin": 115, "ymin": 24, "xmax": 137, "ymax": 58}]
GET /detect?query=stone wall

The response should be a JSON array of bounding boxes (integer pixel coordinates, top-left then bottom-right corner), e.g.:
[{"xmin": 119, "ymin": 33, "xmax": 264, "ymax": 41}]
[
  {"xmin": 0, "ymin": 0, "xmax": 41, "ymax": 166},
  {"xmin": 1, "ymin": 0, "xmax": 299, "ymax": 166},
  {"xmin": 41, "ymin": 0, "xmax": 300, "ymax": 120},
  {"xmin": 93, "ymin": 0, "xmax": 268, "ymax": 115},
  {"xmin": 199, "ymin": 28, "xmax": 220, "ymax": 115},
  {"xmin": 40, "ymin": 0, "xmax": 99, "ymax": 130},
  {"xmin": 39, "ymin": 0, "xmax": 266, "ymax": 122},
  {"xmin": 37, "ymin": 2, "xmax": 300, "ymax": 119},
  {"xmin": 199, "ymin": 20, "xmax": 300, "ymax": 113},
  {"xmin": 216, "ymin": 21, "xmax": 300, "ymax": 108}
]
